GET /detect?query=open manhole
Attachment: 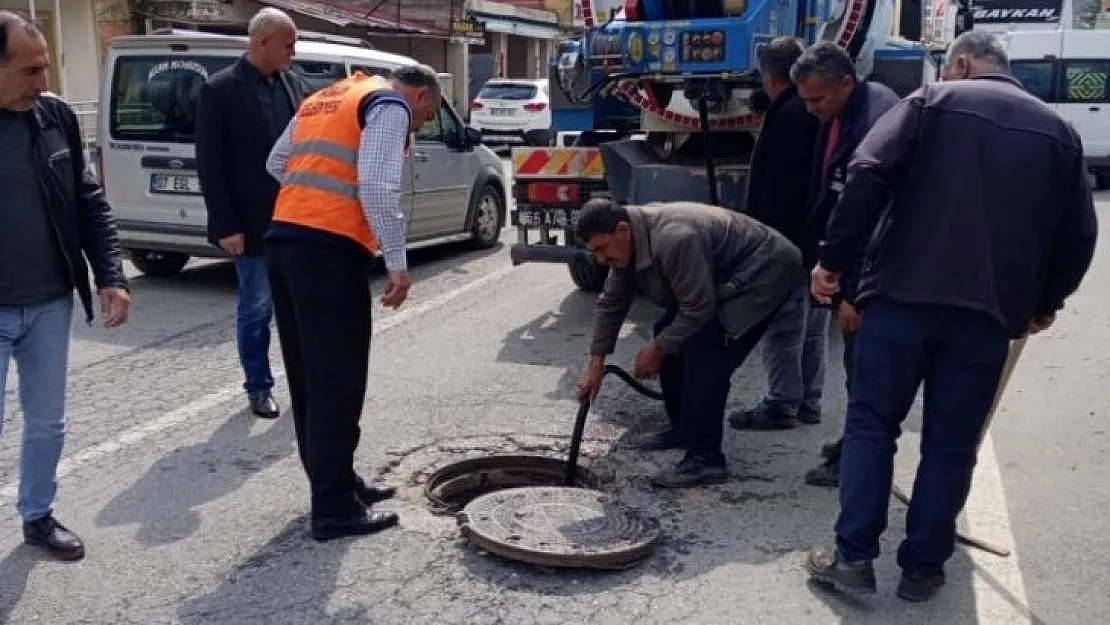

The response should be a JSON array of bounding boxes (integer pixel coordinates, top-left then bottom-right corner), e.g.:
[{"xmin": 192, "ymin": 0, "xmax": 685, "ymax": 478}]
[
  {"xmin": 423, "ymin": 454, "xmax": 600, "ymax": 515},
  {"xmin": 425, "ymin": 454, "xmax": 662, "ymax": 570}
]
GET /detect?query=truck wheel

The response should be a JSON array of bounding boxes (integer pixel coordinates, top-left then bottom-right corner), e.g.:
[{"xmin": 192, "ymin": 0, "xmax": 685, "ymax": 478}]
[
  {"xmin": 568, "ymin": 256, "xmax": 609, "ymax": 292},
  {"xmin": 1095, "ymin": 169, "xmax": 1110, "ymax": 191},
  {"xmin": 128, "ymin": 249, "xmax": 189, "ymax": 277}
]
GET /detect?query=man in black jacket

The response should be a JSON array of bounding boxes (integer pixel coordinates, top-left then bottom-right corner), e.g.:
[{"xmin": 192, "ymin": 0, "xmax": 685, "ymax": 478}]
[
  {"xmin": 729, "ymin": 36, "xmax": 825, "ymax": 433},
  {"xmin": 196, "ymin": 7, "xmax": 305, "ymax": 419},
  {"xmin": 0, "ymin": 11, "xmax": 129, "ymax": 560},
  {"xmin": 806, "ymin": 31, "xmax": 1098, "ymax": 602}
]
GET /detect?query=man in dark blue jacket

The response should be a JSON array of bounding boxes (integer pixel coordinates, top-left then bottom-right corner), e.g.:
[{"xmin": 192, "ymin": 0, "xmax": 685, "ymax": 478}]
[
  {"xmin": 754, "ymin": 42, "xmax": 897, "ymax": 469},
  {"xmin": 806, "ymin": 31, "xmax": 1098, "ymax": 602},
  {"xmin": 0, "ymin": 12, "xmax": 130, "ymax": 560}
]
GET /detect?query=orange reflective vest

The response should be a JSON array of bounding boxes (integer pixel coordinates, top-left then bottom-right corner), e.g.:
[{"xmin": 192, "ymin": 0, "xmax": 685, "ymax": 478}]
[{"xmin": 271, "ymin": 73, "xmax": 408, "ymax": 254}]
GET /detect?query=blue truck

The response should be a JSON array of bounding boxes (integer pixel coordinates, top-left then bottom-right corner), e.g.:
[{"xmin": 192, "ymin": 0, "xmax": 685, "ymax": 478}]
[{"xmin": 508, "ymin": 0, "xmax": 970, "ymax": 291}]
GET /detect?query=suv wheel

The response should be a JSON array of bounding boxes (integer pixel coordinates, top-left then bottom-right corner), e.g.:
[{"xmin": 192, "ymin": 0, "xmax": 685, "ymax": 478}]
[
  {"xmin": 568, "ymin": 256, "xmax": 609, "ymax": 292},
  {"xmin": 128, "ymin": 249, "xmax": 189, "ymax": 277},
  {"xmin": 469, "ymin": 183, "xmax": 505, "ymax": 249}
]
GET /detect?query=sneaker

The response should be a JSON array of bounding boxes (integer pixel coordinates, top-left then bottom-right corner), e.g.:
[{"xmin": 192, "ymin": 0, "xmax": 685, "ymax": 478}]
[
  {"xmin": 819, "ymin": 440, "xmax": 842, "ymax": 460},
  {"xmin": 804, "ymin": 460, "xmax": 839, "ymax": 487},
  {"xmin": 651, "ymin": 453, "xmax": 728, "ymax": 488},
  {"xmin": 728, "ymin": 404, "xmax": 796, "ymax": 430},
  {"xmin": 896, "ymin": 569, "xmax": 946, "ymax": 602},
  {"xmin": 798, "ymin": 406, "xmax": 822, "ymax": 425},
  {"xmin": 804, "ymin": 546, "xmax": 877, "ymax": 596}
]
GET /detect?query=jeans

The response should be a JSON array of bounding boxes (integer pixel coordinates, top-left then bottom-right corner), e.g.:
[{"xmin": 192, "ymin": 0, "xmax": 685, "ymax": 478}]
[
  {"xmin": 758, "ymin": 280, "xmax": 830, "ymax": 415},
  {"xmin": 0, "ymin": 295, "xmax": 73, "ymax": 522},
  {"xmin": 267, "ymin": 241, "xmax": 372, "ymax": 519},
  {"xmin": 234, "ymin": 255, "xmax": 275, "ymax": 398},
  {"xmin": 835, "ymin": 297, "xmax": 1009, "ymax": 574},
  {"xmin": 655, "ymin": 309, "xmax": 774, "ymax": 458}
]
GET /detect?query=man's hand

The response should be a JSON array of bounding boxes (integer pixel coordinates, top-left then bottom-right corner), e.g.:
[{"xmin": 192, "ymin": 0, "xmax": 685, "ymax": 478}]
[
  {"xmin": 837, "ymin": 301, "xmax": 861, "ymax": 333},
  {"xmin": 98, "ymin": 287, "xmax": 130, "ymax": 329},
  {"xmin": 811, "ymin": 265, "xmax": 840, "ymax": 305},
  {"xmin": 218, "ymin": 233, "xmax": 245, "ymax": 256},
  {"xmin": 633, "ymin": 343, "xmax": 666, "ymax": 380},
  {"xmin": 1028, "ymin": 314, "xmax": 1055, "ymax": 335},
  {"xmin": 577, "ymin": 356, "xmax": 605, "ymax": 402},
  {"xmin": 380, "ymin": 270, "xmax": 411, "ymax": 309}
]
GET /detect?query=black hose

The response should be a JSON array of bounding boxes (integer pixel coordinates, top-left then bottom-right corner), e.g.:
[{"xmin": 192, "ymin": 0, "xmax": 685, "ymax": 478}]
[{"xmin": 565, "ymin": 364, "xmax": 664, "ymax": 485}]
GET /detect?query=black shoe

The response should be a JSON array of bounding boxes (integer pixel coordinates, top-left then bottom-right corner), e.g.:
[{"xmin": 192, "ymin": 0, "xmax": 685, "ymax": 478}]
[
  {"xmin": 651, "ymin": 453, "xmax": 728, "ymax": 488},
  {"xmin": 250, "ymin": 393, "xmax": 280, "ymax": 419},
  {"xmin": 629, "ymin": 428, "xmax": 684, "ymax": 451},
  {"xmin": 805, "ymin": 545, "xmax": 877, "ymax": 596},
  {"xmin": 23, "ymin": 515, "xmax": 85, "ymax": 561},
  {"xmin": 311, "ymin": 509, "xmax": 399, "ymax": 542},
  {"xmin": 819, "ymin": 440, "xmax": 842, "ymax": 460},
  {"xmin": 728, "ymin": 406, "xmax": 797, "ymax": 431},
  {"xmin": 355, "ymin": 476, "xmax": 396, "ymax": 505},
  {"xmin": 804, "ymin": 460, "xmax": 839, "ymax": 488},
  {"xmin": 896, "ymin": 569, "xmax": 946, "ymax": 602},
  {"xmin": 797, "ymin": 406, "xmax": 822, "ymax": 425}
]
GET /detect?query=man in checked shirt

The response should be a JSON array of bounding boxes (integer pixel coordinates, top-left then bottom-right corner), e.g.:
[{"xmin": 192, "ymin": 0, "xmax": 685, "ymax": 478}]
[{"xmin": 264, "ymin": 64, "xmax": 439, "ymax": 542}]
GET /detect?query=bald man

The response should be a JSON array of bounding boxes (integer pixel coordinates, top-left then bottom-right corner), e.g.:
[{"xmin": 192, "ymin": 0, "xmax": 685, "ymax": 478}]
[{"xmin": 196, "ymin": 8, "xmax": 309, "ymax": 419}]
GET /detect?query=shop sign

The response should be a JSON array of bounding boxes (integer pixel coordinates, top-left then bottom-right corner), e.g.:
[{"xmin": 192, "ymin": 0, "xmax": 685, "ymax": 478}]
[{"xmin": 451, "ymin": 15, "xmax": 486, "ymax": 45}]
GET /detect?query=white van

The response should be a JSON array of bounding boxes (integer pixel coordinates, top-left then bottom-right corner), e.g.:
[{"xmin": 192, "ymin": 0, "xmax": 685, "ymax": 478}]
[
  {"xmin": 97, "ymin": 30, "xmax": 507, "ymax": 277},
  {"xmin": 1003, "ymin": 29, "xmax": 1110, "ymax": 190}
]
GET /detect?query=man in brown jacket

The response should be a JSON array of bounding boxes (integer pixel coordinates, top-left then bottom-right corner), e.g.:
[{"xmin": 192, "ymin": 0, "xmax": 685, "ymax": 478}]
[{"xmin": 576, "ymin": 199, "xmax": 803, "ymax": 487}]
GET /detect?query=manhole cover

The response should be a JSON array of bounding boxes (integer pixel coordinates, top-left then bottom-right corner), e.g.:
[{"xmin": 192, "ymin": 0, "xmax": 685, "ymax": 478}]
[{"xmin": 457, "ymin": 486, "xmax": 662, "ymax": 570}]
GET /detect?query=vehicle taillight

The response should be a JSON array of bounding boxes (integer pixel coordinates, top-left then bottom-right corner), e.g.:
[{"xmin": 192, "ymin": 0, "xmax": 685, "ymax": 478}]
[
  {"xmin": 523, "ymin": 102, "xmax": 547, "ymax": 112},
  {"xmin": 526, "ymin": 182, "xmax": 579, "ymax": 204},
  {"xmin": 471, "ymin": 99, "xmax": 484, "ymax": 110}
]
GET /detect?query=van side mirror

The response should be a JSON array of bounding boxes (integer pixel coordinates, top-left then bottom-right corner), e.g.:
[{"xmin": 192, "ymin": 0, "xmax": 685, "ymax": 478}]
[{"xmin": 464, "ymin": 126, "xmax": 481, "ymax": 148}]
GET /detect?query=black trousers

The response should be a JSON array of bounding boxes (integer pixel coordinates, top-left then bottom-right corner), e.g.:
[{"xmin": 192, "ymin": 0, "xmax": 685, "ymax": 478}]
[
  {"xmin": 266, "ymin": 240, "xmax": 372, "ymax": 519},
  {"xmin": 654, "ymin": 309, "xmax": 775, "ymax": 458}
]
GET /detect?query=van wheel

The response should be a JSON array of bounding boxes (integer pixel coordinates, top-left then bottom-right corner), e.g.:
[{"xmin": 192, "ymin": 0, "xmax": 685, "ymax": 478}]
[
  {"xmin": 128, "ymin": 249, "xmax": 189, "ymax": 277},
  {"xmin": 568, "ymin": 256, "xmax": 609, "ymax": 292},
  {"xmin": 469, "ymin": 183, "xmax": 505, "ymax": 249}
]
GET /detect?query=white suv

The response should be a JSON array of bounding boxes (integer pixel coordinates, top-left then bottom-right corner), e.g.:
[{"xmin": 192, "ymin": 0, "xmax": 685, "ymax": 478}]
[{"xmin": 469, "ymin": 78, "xmax": 552, "ymax": 147}]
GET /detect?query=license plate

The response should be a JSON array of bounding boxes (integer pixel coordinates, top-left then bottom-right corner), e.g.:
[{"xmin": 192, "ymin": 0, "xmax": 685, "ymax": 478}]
[
  {"xmin": 517, "ymin": 208, "xmax": 573, "ymax": 227},
  {"xmin": 149, "ymin": 173, "xmax": 201, "ymax": 195},
  {"xmin": 491, "ymin": 108, "xmax": 514, "ymax": 116}
]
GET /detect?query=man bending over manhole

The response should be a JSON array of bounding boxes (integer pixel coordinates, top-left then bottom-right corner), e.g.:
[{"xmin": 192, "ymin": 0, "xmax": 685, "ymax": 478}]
[{"xmin": 576, "ymin": 199, "xmax": 802, "ymax": 487}]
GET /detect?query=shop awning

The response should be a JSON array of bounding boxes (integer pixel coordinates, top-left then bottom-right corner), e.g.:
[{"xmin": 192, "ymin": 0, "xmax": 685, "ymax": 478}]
[
  {"xmin": 259, "ymin": 0, "xmax": 440, "ymax": 35},
  {"xmin": 478, "ymin": 17, "xmax": 561, "ymax": 39}
]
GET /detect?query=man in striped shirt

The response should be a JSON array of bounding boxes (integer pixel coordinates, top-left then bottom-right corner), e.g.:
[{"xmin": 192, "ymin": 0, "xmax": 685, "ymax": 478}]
[{"xmin": 264, "ymin": 64, "xmax": 439, "ymax": 541}]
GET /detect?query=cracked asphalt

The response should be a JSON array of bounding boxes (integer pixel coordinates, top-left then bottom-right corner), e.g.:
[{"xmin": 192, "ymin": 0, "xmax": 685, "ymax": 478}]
[{"xmin": 0, "ymin": 178, "xmax": 1108, "ymax": 624}]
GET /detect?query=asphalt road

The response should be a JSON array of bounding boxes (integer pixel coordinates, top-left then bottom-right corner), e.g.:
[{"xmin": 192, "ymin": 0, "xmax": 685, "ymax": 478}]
[{"xmin": 0, "ymin": 178, "xmax": 1107, "ymax": 624}]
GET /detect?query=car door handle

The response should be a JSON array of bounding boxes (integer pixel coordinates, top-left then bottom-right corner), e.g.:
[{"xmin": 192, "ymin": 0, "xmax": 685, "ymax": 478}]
[
  {"xmin": 1089, "ymin": 106, "xmax": 1101, "ymax": 112},
  {"xmin": 412, "ymin": 151, "xmax": 428, "ymax": 163}
]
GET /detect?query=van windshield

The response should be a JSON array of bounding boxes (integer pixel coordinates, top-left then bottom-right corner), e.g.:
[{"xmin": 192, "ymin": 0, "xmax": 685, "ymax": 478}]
[{"xmin": 110, "ymin": 56, "xmax": 236, "ymax": 143}]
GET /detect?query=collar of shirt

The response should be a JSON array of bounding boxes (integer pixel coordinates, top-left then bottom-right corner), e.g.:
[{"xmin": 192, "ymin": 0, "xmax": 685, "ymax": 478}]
[{"xmin": 241, "ymin": 56, "xmax": 281, "ymax": 84}]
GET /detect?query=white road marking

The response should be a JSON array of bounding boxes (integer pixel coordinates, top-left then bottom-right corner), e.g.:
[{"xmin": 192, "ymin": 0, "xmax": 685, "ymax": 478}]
[
  {"xmin": 965, "ymin": 433, "xmax": 1033, "ymax": 622},
  {"xmin": 0, "ymin": 265, "xmax": 514, "ymax": 500},
  {"xmin": 895, "ymin": 426, "xmax": 1029, "ymax": 620}
]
